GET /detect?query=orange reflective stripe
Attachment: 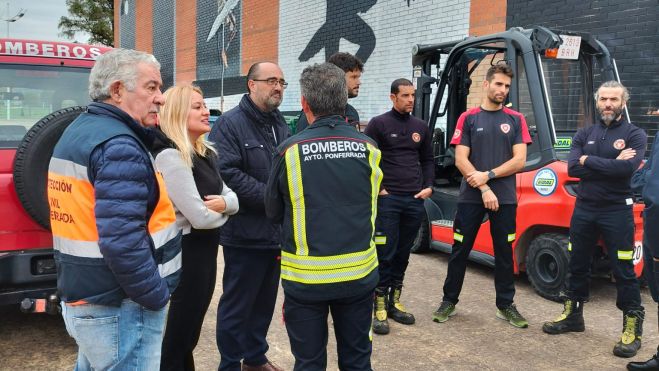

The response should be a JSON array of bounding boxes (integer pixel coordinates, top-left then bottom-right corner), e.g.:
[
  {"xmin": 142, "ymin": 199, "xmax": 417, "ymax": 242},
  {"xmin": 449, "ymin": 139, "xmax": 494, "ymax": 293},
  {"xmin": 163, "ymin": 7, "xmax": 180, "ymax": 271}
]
[
  {"xmin": 48, "ymin": 171, "xmax": 98, "ymax": 241},
  {"xmin": 148, "ymin": 172, "xmax": 177, "ymax": 237}
]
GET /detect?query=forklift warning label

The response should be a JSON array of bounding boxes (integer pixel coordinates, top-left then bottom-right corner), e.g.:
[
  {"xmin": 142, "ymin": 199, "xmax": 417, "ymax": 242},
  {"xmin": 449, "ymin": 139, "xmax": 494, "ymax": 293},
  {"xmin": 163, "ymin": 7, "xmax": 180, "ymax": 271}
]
[{"xmin": 533, "ymin": 168, "xmax": 557, "ymax": 196}]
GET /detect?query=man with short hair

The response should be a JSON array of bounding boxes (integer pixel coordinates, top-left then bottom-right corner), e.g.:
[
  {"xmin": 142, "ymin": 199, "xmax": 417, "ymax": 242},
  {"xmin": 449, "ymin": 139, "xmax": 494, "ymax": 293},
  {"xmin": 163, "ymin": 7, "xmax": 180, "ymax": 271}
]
[
  {"xmin": 49, "ymin": 48, "xmax": 182, "ymax": 370},
  {"xmin": 265, "ymin": 62, "xmax": 382, "ymax": 370},
  {"xmin": 432, "ymin": 64, "xmax": 532, "ymax": 328},
  {"xmin": 364, "ymin": 78, "xmax": 433, "ymax": 335},
  {"xmin": 295, "ymin": 52, "xmax": 363, "ymax": 133},
  {"xmin": 544, "ymin": 81, "xmax": 646, "ymax": 358},
  {"xmin": 209, "ymin": 62, "xmax": 289, "ymax": 371}
]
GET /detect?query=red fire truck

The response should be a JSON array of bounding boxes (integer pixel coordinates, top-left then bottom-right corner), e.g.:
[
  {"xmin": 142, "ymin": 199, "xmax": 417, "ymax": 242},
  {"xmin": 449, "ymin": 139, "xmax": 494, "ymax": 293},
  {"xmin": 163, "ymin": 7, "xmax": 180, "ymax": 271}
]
[{"xmin": 0, "ymin": 39, "xmax": 110, "ymax": 312}]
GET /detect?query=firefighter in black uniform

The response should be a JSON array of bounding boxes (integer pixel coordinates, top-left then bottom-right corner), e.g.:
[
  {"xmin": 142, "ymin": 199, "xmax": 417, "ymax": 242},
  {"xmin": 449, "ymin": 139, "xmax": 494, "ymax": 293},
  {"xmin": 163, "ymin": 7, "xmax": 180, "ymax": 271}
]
[
  {"xmin": 265, "ymin": 63, "xmax": 382, "ymax": 371},
  {"xmin": 543, "ymin": 81, "xmax": 647, "ymax": 359}
]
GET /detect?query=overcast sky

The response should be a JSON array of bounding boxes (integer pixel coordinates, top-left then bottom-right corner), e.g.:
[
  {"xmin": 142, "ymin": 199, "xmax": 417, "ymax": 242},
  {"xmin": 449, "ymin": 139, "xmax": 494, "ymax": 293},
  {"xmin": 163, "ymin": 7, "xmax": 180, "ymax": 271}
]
[{"xmin": 2, "ymin": 0, "xmax": 91, "ymax": 43}]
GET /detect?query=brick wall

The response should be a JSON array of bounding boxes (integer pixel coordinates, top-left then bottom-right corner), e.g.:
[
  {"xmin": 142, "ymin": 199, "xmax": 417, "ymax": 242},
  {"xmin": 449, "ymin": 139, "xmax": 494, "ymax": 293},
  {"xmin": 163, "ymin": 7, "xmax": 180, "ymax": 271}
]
[
  {"xmin": 134, "ymin": 0, "xmax": 153, "ymax": 53},
  {"xmin": 277, "ymin": 0, "xmax": 471, "ymax": 121},
  {"xmin": 470, "ymin": 0, "xmax": 507, "ymax": 36},
  {"xmin": 241, "ymin": 0, "xmax": 279, "ymax": 74},
  {"xmin": 175, "ymin": 0, "xmax": 197, "ymax": 83},
  {"xmin": 507, "ymin": 0, "xmax": 659, "ymax": 142}
]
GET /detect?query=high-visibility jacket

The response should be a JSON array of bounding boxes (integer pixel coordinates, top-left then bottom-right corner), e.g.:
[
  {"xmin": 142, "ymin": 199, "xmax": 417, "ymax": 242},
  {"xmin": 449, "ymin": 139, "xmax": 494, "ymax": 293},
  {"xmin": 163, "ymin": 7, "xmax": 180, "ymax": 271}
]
[
  {"xmin": 48, "ymin": 102, "xmax": 182, "ymax": 310},
  {"xmin": 265, "ymin": 115, "xmax": 383, "ymax": 300}
]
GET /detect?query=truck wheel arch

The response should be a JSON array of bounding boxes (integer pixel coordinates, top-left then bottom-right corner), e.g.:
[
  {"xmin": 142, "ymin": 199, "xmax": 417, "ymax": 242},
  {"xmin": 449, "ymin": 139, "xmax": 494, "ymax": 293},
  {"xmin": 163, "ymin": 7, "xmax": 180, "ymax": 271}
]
[{"xmin": 13, "ymin": 106, "xmax": 87, "ymax": 230}]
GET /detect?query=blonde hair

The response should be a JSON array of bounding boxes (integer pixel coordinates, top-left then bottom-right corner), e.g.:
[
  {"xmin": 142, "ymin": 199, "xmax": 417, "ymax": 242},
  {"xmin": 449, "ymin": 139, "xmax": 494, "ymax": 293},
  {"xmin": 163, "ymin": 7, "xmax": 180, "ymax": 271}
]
[{"xmin": 160, "ymin": 84, "xmax": 216, "ymax": 167}]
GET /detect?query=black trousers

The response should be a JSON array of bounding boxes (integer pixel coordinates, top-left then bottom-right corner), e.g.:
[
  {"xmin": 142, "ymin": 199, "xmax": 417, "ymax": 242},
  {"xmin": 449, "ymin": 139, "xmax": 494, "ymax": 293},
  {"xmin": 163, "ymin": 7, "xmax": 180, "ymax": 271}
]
[
  {"xmin": 161, "ymin": 231, "xmax": 220, "ymax": 371},
  {"xmin": 283, "ymin": 290, "xmax": 374, "ymax": 371},
  {"xmin": 216, "ymin": 246, "xmax": 280, "ymax": 371},
  {"xmin": 375, "ymin": 194, "xmax": 425, "ymax": 288},
  {"xmin": 567, "ymin": 206, "xmax": 642, "ymax": 311},
  {"xmin": 442, "ymin": 203, "xmax": 517, "ymax": 309}
]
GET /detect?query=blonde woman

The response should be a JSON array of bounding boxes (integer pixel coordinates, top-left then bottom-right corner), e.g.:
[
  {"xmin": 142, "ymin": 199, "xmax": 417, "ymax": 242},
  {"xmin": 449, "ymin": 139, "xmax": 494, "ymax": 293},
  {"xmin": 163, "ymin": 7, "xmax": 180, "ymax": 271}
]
[{"xmin": 153, "ymin": 84, "xmax": 239, "ymax": 371}]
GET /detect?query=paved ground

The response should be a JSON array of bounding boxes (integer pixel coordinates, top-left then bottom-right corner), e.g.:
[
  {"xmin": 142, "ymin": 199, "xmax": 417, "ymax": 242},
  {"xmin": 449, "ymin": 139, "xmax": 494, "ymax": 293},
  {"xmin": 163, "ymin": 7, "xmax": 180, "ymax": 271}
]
[{"xmin": 1, "ymin": 250, "xmax": 657, "ymax": 370}]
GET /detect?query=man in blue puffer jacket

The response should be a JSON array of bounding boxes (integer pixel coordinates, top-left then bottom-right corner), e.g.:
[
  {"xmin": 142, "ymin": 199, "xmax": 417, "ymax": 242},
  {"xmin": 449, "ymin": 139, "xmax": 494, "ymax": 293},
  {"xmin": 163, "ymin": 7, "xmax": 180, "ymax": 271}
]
[
  {"xmin": 48, "ymin": 49, "xmax": 182, "ymax": 370},
  {"xmin": 209, "ymin": 61, "xmax": 289, "ymax": 371}
]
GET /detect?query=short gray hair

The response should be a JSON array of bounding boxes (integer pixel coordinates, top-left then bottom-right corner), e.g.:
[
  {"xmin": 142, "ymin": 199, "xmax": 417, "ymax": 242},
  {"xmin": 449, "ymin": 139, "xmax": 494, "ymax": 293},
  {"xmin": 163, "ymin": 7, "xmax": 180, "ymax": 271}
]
[
  {"xmin": 88, "ymin": 48, "xmax": 161, "ymax": 101},
  {"xmin": 300, "ymin": 63, "xmax": 347, "ymax": 117},
  {"xmin": 595, "ymin": 80, "xmax": 630, "ymax": 102}
]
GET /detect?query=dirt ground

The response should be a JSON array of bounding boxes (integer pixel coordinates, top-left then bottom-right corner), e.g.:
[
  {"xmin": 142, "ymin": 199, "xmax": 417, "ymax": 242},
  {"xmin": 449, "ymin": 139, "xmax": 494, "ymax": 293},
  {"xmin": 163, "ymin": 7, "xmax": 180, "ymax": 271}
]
[{"xmin": 1, "ymin": 251, "xmax": 656, "ymax": 370}]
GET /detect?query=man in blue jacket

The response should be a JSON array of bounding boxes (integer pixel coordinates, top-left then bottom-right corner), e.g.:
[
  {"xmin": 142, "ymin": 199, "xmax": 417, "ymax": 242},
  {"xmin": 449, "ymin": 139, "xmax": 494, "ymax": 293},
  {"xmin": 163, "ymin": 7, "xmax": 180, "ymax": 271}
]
[
  {"xmin": 628, "ymin": 128, "xmax": 659, "ymax": 369},
  {"xmin": 48, "ymin": 49, "xmax": 182, "ymax": 370},
  {"xmin": 209, "ymin": 62, "xmax": 289, "ymax": 371},
  {"xmin": 543, "ymin": 81, "xmax": 646, "ymax": 358}
]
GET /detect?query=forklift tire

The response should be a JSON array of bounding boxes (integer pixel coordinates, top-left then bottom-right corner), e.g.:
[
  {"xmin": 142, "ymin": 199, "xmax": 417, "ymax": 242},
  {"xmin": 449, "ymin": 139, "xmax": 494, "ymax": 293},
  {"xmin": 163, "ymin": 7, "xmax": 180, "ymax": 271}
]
[
  {"xmin": 526, "ymin": 233, "xmax": 570, "ymax": 302},
  {"xmin": 411, "ymin": 212, "xmax": 430, "ymax": 254},
  {"xmin": 13, "ymin": 106, "xmax": 87, "ymax": 230}
]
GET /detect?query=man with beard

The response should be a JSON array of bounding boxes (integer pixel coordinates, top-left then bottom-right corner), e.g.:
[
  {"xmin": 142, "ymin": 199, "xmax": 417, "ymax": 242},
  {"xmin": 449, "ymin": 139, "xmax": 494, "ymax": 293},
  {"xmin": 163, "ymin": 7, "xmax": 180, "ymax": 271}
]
[
  {"xmin": 432, "ymin": 64, "xmax": 532, "ymax": 328},
  {"xmin": 365, "ymin": 78, "xmax": 433, "ymax": 335},
  {"xmin": 295, "ymin": 52, "xmax": 363, "ymax": 133},
  {"xmin": 543, "ymin": 81, "xmax": 646, "ymax": 359},
  {"xmin": 209, "ymin": 62, "xmax": 289, "ymax": 371}
]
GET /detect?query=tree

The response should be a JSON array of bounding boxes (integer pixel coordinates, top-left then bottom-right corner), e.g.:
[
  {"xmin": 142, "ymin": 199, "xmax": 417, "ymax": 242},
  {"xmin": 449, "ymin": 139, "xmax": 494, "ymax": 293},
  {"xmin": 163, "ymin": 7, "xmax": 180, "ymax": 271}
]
[{"xmin": 58, "ymin": 0, "xmax": 114, "ymax": 46}]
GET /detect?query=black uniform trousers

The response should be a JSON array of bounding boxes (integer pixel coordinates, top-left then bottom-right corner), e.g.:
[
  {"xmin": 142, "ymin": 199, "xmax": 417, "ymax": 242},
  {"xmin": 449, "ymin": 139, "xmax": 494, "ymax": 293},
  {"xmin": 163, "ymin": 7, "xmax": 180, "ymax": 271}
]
[
  {"xmin": 375, "ymin": 194, "xmax": 425, "ymax": 289},
  {"xmin": 443, "ymin": 203, "xmax": 517, "ymax": 309},
  {"xmin": 283, "ymin": 290, "xmax": 374, "ymax": 371},
  {"xmin": 161, "ymin": 230, "xmax": 220, "ymax": 371},
  {"xmin": 567, "ymin": 206, "xmax": 642, "ymax": 311},
  {"xmin": 216, "ymin": 246, "xmax": 280, "ymax": 371}
]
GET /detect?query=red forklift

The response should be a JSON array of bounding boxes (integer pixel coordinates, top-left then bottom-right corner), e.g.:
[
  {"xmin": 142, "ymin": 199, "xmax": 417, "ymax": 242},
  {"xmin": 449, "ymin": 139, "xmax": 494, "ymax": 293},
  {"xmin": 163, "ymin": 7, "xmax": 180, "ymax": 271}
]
[{"xmin": 410, "ymin": 26, "xmax": 644, "ymax": 301}]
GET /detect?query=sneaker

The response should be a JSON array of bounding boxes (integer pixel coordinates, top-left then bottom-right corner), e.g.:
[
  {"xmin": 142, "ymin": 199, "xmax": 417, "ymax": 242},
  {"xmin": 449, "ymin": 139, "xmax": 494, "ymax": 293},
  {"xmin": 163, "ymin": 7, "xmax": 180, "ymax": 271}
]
[
  {"xmin": 432, "ymin": 301, "xmax": 456, "ymax": 323},
  {"xmin": 496, "ymin": 304, "xmax": 529, "ymax": 328}
]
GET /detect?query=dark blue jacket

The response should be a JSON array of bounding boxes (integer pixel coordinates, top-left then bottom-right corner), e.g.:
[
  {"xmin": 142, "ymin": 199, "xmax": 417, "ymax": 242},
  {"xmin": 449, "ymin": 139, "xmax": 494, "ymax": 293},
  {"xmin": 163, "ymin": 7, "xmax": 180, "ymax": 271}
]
[
  {"xmin": 568, "ymin": 117, "xmax": 646, "ymax": 210},
  {"xmin": 209, "ymin": 94, "xmax": 290, "ymax": 249},
  {"xmin": 632, "ymin": 135, "xmax": 659, "ymax": 257},
  {"xmin": 52, "ymin": 103, "xmax": 181, "ymax": 310}
]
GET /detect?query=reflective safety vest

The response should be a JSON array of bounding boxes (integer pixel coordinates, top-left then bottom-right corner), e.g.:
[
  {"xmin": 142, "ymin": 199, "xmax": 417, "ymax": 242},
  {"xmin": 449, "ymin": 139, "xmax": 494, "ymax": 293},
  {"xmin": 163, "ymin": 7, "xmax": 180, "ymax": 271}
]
[
  {"xmin": 48, "ymin": 109, "xmax": 181, "ymax": 306},
  {"xmin": 270, "ymin": 116, "xmax": 383, "ymax": 300}
]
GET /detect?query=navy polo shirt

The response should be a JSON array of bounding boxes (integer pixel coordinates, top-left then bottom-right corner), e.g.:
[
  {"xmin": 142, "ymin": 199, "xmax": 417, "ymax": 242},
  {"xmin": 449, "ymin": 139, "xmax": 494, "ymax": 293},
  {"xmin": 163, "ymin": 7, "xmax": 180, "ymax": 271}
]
[{"xmin": 451, "ymin": 106, "xmax": 532, "ymax": 204}]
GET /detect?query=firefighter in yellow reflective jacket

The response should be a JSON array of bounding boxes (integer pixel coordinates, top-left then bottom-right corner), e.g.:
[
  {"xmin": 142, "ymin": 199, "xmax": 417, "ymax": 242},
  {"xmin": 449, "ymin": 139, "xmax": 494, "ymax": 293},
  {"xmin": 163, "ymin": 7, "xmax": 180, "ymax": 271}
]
[{"xmin": 265, "ymin": 63, "xmax": 382, "ymax": 371}]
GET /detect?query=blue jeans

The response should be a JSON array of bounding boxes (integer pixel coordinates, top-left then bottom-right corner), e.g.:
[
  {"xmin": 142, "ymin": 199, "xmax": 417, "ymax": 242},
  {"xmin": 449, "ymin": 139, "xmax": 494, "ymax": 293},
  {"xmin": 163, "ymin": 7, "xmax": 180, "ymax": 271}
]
[{"xmin": 61, "ymin": 299, "xmax": 168, "ymax": 371}]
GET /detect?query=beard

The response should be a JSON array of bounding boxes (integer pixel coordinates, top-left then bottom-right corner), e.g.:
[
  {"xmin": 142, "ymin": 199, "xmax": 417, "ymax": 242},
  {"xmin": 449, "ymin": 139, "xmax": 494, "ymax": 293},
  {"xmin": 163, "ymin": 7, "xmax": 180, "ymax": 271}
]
[
  {"xmin": 263, "ymin": 93, "xmax": 282, "ymax": 111},
  {"xmin": 598, "ymin": 105, "xmax": 624, "ymax": 125}
]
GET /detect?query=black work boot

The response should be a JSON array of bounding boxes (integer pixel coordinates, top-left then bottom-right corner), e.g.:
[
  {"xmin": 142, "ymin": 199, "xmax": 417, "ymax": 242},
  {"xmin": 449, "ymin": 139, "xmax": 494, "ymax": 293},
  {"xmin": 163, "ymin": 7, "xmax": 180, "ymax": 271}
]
[
  {"xmin": 388, "ymin": 282, "xmax": 415, "ymax": 325},
  {"xmin": 542, "ymin": 298, "xmax": 585, "ymax": 334},
  {"xmin": 372, "ymin": 287, "xmax": 390, "ymax": 335},
  {"xmin": 614, "ymin": 309, "xmax": 644, "ymax": 358},
  {"xmin": 627, "ymin": 346, "xmax": 659, "ymax": 370}
]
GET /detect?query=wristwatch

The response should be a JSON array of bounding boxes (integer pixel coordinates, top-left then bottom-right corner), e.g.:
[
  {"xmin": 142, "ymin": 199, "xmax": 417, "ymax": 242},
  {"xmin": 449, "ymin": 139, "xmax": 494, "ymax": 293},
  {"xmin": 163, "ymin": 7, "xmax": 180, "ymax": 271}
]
[{"xmin": 487, "ymin": 170, "xmax": 496, "ymax": 180}]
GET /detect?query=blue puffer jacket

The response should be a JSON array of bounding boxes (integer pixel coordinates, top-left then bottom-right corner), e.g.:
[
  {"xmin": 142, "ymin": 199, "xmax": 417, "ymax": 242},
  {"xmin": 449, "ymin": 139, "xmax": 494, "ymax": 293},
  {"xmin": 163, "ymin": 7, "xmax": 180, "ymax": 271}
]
[
  {"xmin": 208, "ymin": 94, "xmax": 290, "ymax": 249},
  {"xmin": 53, "ymin": 102, "xmax": 176, "ymax": 310}
]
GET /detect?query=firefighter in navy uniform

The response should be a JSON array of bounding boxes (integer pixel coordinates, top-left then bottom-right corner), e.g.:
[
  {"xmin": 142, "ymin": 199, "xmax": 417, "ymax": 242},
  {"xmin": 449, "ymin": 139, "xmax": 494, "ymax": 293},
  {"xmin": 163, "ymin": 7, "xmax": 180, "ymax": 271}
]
[
  {"xmin": 265, "ymin": 63, "xmax": 382, "ymax": 371},
  {"xmin": 543, "ymin": 81, "xmax": 647, "ymax": 359}
]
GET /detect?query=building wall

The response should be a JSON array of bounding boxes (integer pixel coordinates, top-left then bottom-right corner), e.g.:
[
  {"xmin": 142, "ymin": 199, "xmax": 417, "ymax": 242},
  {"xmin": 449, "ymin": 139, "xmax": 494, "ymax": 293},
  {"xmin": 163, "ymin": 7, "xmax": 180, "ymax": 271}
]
[
  {"xmin": 277, "ymin": 0, "xmax": 471, "ymax": 119},
  {"xmin": 507, "ymin": 0, "xmax": 659, "ymax": 141},
  {"xmin": 153, "ymin": 0, "xmax": 175, "ymax": 89}
]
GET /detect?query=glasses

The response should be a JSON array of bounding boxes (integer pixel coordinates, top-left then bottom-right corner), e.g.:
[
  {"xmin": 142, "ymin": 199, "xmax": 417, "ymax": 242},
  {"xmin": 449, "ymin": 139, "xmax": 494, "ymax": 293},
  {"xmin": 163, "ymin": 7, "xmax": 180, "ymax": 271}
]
[{"xmin": 252, "ymin": 78, "xmax": 288, "ymax": 88}]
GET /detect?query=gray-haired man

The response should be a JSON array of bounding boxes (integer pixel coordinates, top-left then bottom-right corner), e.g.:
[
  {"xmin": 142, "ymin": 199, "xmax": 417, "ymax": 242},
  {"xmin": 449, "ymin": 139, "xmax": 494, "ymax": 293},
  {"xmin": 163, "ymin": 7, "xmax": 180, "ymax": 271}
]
[
  {"xmin": 49, "ymin": 48, "xmax": 182, "ymax": 369},
  {"xmin": 265, "ymin": 63, "xmax": 382, "ymax": 370}
]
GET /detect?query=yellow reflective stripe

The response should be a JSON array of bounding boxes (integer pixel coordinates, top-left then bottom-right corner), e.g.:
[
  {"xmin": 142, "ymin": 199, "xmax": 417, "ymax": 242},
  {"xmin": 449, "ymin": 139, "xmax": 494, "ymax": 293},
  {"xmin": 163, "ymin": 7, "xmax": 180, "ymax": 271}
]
[
  {"xmin": 507, "ymin": 233, "xmax": 516, "ymax": 242},
  {"xmin": 618, "ymin": 250, "xmax": 633, "ymax": 260},
  {"xmin": 367, "ymin": 143, "xmax": 383, "ymax": 238},
  {"xmin": 285, "ymin": 144, "xmax": 308, "ymax": 256},
  {"xmin": 374, "ymin": 236, "xmax": 387, "ymax": 245},
  {"xmin": 151, "ymin": 224, "xmax": 180, "ymax": 249},
  {"xmin": 281, "ymin": 254, "xmax": 378, "ymax": 284},
  {"xmin": 158, "ymin": 250, "xmax": 182, "ymax": 277},
  {"xmin": 568, "ymin": 242, "xmax": 572, "ymax": 252},
  {"xmin": 454, "ymin": 233, "xmax": 463, "ymax": 242},
  {"xmin": 53, "ymin": 236, "xmax": 102, "ymax": 258},
  {"xmin": 282, "ymin": 245, "xmax": 377, "ymax": 270}
]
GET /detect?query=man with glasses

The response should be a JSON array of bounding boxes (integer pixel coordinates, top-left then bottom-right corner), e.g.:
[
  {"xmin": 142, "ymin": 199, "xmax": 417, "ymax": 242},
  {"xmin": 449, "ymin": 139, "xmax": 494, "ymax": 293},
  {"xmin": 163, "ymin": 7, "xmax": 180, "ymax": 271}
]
[{"xmin": 209, "ymin": 62, "xmax": 289, "ymax": 371}]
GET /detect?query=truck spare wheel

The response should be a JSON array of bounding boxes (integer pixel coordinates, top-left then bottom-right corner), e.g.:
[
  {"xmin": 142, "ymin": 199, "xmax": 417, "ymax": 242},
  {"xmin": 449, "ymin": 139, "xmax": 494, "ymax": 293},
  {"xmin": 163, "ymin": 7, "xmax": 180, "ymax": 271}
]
[{"xmin": 13, "ymin": 106, "xmax": 86, "ymax": 230}]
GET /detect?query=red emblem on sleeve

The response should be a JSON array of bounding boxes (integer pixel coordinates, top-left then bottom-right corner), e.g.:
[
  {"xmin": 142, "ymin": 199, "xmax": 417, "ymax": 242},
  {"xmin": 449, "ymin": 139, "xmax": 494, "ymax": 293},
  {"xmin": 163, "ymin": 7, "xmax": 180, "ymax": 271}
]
[
  {"xmin": 500, "ymin": 123, "xmax": 511, "ymax": 134},
  {"xmin": 613, "ymin": 139, "xmax": 625, "ymax": 150},
  {"xmin": 412, "ymin": 133, "xmax": 421, "ymax": 142},
  {"xmin": 452, "ymin": 129, "xmax": 461, "ymax": 139}
]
